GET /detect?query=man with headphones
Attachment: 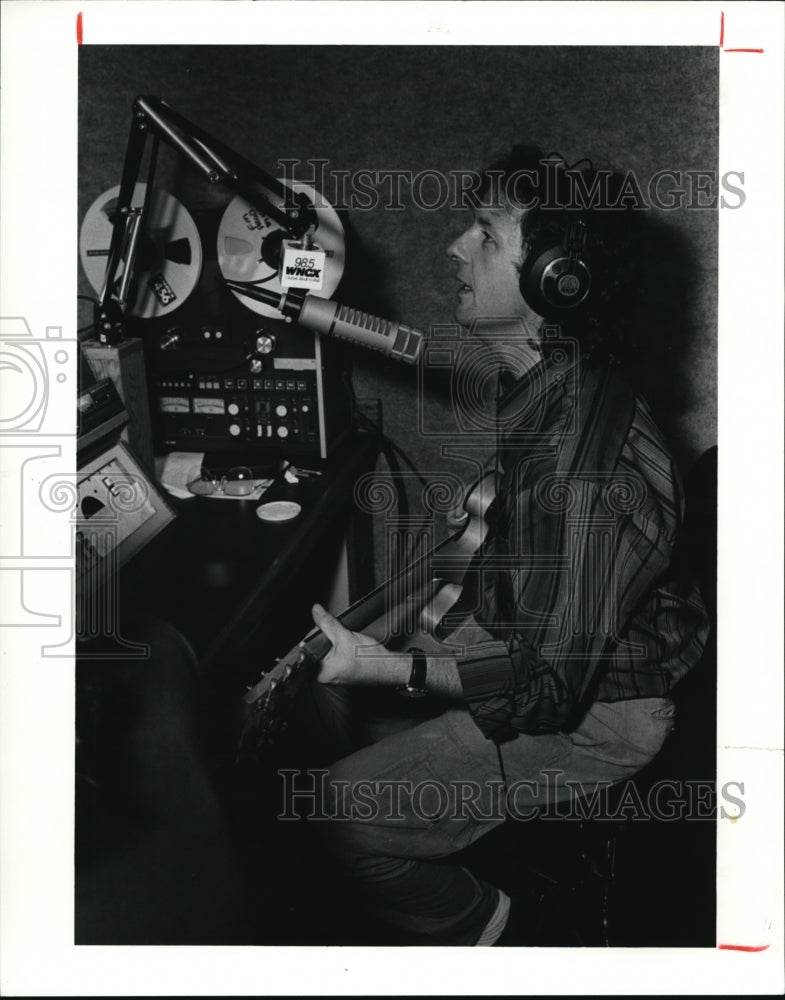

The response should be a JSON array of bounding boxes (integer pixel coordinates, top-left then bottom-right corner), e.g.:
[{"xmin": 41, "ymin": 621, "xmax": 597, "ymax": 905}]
[{"xmin": 289, "ymin": 147, "xmax": 709, "ymax": 946}]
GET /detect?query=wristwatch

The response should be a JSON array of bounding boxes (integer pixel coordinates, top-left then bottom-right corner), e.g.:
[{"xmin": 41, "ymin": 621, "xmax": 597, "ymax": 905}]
[{"xmin": 397, "ymin": 647, "xmax": 428, "ymax": 698}]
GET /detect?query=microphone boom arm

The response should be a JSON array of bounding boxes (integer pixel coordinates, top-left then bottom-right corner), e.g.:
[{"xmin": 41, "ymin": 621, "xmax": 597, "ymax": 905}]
[
  {"xmin": 96, "ymin": 94, "xmax": 317, "ymax": 338},
  {"xmin": 132, "ymin": 96, "xmax": 315, "ymax": 236}
]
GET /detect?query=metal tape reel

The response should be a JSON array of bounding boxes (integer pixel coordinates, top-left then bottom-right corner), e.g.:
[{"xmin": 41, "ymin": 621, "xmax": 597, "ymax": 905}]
[
  {"xmin": 217, "ymin": 182, "xmax": 345, "ymax": 319},
  {"xmin": 79, "ymin": 183, "xmax": 203, "ymax": 319}
]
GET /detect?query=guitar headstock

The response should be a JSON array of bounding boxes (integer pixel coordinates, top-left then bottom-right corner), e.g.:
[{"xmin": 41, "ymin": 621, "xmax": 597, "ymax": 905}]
[{"xmin": 239, "ymin": 644, "xmax": 317, "ymax": 754}]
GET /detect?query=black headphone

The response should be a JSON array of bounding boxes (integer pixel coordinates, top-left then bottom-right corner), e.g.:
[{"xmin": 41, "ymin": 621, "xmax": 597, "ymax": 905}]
[{"xmin": 518, "ymin": 214, "xmax": 592, "ymax": 317}]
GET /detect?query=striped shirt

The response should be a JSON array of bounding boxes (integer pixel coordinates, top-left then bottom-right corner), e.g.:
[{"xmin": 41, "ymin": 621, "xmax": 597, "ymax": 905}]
[{"xmin": 454, "ymin": 353, "xmax": 709, "ymax": 740}]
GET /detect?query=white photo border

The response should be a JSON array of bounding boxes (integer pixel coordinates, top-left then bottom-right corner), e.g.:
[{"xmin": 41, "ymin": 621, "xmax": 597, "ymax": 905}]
[{"xmin": 0, "ymin": 1, "xmax": 782, "ymax": 995}]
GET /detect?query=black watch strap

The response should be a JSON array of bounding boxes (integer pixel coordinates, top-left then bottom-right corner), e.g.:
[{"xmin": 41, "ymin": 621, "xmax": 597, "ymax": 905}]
[{"xmin": 397, "ymin": 647, "xmax": 428, "ymax": 698}]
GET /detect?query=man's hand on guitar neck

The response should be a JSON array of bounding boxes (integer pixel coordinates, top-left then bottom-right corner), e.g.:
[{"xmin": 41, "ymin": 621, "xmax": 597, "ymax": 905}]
[
  {"xmin": 311, "ymin": 604, "xmax": 408, "ymax": 686},
  {"xmin": 311, "ymin": 604, "xmax": 463, "ymax": 699}
]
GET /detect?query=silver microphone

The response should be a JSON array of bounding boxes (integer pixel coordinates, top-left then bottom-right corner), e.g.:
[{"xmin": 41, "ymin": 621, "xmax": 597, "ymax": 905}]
[{"xmin": 224, "ymin": 283, "xmax": 423, "ymax": 364}]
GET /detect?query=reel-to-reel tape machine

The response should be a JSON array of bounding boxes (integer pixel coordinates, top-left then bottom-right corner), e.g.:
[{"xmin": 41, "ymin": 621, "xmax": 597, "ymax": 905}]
[{"xmin": 80, "ymin": 179, "xmax": 352, "ymax": 464}]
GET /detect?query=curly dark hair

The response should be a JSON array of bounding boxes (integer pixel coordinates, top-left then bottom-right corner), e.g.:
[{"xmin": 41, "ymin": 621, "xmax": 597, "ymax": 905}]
[{"xmin": 476, "ymin": 145, "xmax": 647, "ymax": 367}]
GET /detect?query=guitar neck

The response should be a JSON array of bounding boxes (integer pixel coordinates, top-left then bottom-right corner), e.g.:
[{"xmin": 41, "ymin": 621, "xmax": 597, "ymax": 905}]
[
  {"xmin": 294, "ymin": 555, "xmax": 448, "ymax": 661},
  {"xmin": 242, "ymin": 472, "xmax": 495, "ymax": 709}
]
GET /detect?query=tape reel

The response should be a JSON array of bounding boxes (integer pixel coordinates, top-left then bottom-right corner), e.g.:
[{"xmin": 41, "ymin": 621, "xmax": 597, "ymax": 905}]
[
  {"xmin": 79, "ymin": 183, "xmax": 203, "ymax": 319},
  {"xmin": 217, "ymin": 182, "xmax": 345, "ymax": 319}
]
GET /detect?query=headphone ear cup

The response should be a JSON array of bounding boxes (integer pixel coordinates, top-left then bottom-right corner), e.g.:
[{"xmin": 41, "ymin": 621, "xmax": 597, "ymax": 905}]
[
  {"xmin": 519, "ymin": 238, "xmax": 592, "ymax": 316},
  {"xmin": 519, "ymin": 243, "xmax": 558, "ymax": 315}
]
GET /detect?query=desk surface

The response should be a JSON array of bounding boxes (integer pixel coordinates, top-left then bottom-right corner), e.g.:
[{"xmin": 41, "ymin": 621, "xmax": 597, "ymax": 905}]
[{"xmin": 114, "ymin": 434, "xmax": 378, "ymax": 674}]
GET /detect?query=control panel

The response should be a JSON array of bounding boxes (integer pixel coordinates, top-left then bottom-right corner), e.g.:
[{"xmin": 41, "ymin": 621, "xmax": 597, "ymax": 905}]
[{"xmin": 155, "ymin": 369, "xmax": 322, "ymax": 454}]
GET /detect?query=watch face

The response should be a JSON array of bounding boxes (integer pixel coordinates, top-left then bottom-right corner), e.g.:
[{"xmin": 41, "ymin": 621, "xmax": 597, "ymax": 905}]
[{"xmin": 397, "ymin": 684, "xmax": 428, "ymax": 699}]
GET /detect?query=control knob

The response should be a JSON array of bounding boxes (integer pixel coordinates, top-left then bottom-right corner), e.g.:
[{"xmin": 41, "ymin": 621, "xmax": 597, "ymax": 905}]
[{"xmin": 255, "ymin": 332, "xmax": 276, "ymax": 355}]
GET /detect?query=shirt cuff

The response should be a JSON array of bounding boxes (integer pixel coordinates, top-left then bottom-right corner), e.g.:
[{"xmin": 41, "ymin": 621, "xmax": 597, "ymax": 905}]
[{"xmin": 456, "ymin": 638, "xmax": 519, "ymax": 740}]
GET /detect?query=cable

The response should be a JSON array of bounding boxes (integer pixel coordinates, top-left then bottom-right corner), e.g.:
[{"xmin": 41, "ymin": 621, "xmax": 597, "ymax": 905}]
[
  {"xmin": 341, "ymin": 370, "xmax": 436, "ymax": 578},
  {"xmin": 343, "ymin": 372, "xmax": 427, "ymax": 490},
  {"xmin": 355, "ymin": 409, "xmax": 427, "ymax": 487},
  {"xmin": 230, "ymin": 273, "xmax": 278, "ymax": 287}
]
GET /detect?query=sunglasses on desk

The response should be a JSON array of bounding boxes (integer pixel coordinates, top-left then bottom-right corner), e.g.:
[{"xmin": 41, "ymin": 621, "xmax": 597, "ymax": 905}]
[{"xmin": 187, "ymin": 465, "xmax": 259, "ymax": 497}]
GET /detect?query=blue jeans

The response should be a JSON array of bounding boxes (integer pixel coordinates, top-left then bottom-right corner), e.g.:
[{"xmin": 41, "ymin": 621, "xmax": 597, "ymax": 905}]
[{"xmin": 282, "ymin": 684, "xmax": 675, "ymax": 945}]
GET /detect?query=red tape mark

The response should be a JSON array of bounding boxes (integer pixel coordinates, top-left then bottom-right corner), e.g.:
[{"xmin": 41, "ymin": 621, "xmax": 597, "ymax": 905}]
[
  {"xmin": 720, "ymin": 10, "xmax": 764, "ymax": 53},
  {"xmin": 718, "ymin": 944, "xmax": 771, "ymax": 952},
  {"xmin": 76, "ymin": 11, "xmax": 83, "ymax": 45}
]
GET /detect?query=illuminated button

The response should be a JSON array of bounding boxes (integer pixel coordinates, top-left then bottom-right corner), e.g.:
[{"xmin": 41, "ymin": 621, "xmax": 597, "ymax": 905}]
[
  {"xmin": 228, "ymin": 402, "xmax": 240, "ymax": 416},
  {"xmin": 229, "ymin": 423, "xmax": 241, "ymax": 437},
  {"xmin": 237, "ymin": 378, "xmax": 248, "ymax": 389},
  {"xmin": 275, "ymin": 404, "xmax": 287, "ymax": 417},
  {"xmin": 301, "ymin": 404, "xmax": 310, "ymax": 413},
  {"xmin": 277, "ymin": 425, "xmax": 289, "ymax": 438}
]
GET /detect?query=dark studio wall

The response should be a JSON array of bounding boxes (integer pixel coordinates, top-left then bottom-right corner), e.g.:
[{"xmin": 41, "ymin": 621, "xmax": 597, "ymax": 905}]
[{"xmin": 78, "ymin": 45, "xmax": 718, "ymax": 553}]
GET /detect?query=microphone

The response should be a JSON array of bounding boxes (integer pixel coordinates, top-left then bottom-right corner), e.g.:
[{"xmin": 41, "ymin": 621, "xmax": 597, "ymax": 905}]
[{"xmin": 224, "ymin": 282, "xmax": 423, "ymax": 364}]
